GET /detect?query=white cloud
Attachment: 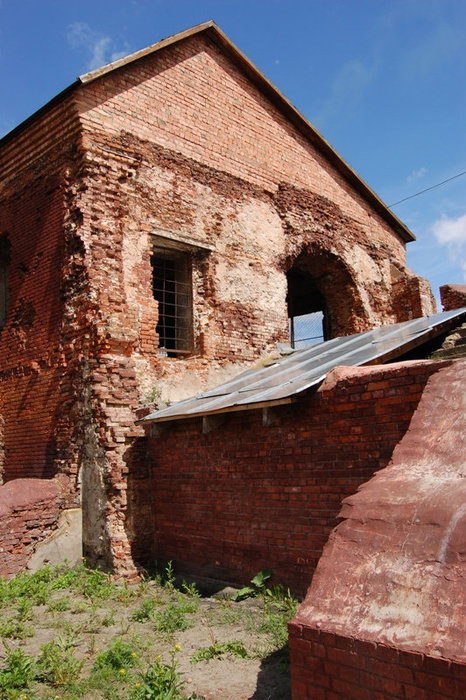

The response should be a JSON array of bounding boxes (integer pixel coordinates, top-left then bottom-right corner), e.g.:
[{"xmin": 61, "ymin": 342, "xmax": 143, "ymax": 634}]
[
  {"xmin": 432, "ymin": 213, "xmax": 466, "ymax": 245},
  {"xmin": 407, "ymin": 167, "xmax": 427, "ymax": 184},
  {"xmin": 402, "ymin": 23, "xmax": 465, "ymax": 80},
  {"xmin": 432, "ymin": 213, "xmax": 466, "ymax": 280},
  {"xmin": 314, "ymin": 58, "xmax": 373, "ymax": 128},
  {"xmin": 67, "ymin": 22, "xmax": 129, "ymax": 72}
]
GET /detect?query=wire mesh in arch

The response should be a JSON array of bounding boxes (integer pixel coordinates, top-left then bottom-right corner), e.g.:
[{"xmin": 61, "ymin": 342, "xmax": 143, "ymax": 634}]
[{"xmin": 289, "ymin": 311, "xmax": 324, "ymax": 348}]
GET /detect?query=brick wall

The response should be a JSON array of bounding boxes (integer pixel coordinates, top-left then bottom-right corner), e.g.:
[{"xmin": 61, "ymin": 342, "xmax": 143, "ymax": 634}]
[
  {"xmin": 77, "ymin": 31, "xmax": 435, "ymax": 342},
  {"xmin": 77, "ymin": 34, "xmax": 408, "ymax": 258},
  {"xmin": 440, "ymin": 283, "xmax": 466, "ymax": 311},
  {"xmin": 288, "ymin": 626, "xmax": 466, "ymax": 700},
  {"xmin": 0, "ymin": 26, "xmax": 435, "ymax": 575},
  {"xmin": 0, "ymin": 476, "xmax": 72, "ymax": 578},
  {"xmin": 144, "ymin": 360, "xmax": 445, "ymax": 594},
  {"xmin": 0, "ymin": 155, "xmax": 68, "ymax": 480}
]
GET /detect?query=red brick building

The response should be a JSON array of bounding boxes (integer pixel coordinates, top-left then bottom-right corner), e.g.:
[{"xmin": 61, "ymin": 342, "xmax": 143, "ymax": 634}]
[
  {"xmin": 2, "ymin": 22, "xmax": 466, "ymax": 699},
  {"xmin": 0, "ymin": 22, "xmax": 434, "ymax": 573}
]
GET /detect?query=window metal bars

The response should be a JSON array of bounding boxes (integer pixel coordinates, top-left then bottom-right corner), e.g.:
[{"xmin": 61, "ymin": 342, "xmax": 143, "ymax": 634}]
[{"xmin": 152, "ymin": 254, "xmax": 192, "ymax": 354}]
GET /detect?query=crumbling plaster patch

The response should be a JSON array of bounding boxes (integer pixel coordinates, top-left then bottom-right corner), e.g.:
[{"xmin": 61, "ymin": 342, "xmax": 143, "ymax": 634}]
[{"xmin": 27, "ymin": 508, "xmax": 82, "ymax": 572}]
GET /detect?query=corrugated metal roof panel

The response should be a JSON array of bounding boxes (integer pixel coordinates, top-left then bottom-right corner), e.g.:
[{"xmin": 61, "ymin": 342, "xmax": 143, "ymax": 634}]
[{"xmin": 139, "ymin": 308, "xmax": 466, "ymax": 424}]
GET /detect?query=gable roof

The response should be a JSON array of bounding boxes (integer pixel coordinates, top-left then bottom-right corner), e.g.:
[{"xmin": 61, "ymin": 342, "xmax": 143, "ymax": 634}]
[
  {"xmin": 1, "ymin": 21, "xmax": 413, "ymax": 242},
  {"xmin": 139, "ymin": 307, "xmax": 466, "ymax": 425}
]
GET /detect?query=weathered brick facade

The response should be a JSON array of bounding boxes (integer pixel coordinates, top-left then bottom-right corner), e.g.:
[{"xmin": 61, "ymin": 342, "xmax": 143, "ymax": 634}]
[
  {"xmin": 142, "ymin": 360, "xmax": 445, "ymax": 594},
  {"xmin": 0, "ymin": 23, "xmax": 435, "ymax": 575},
  {"xmin": 0, "ymin": 476, "xmax": 74, "ymax": 578},
  {"xmin": 440, "ymin": 283, "xmax": 466, "ymax": 312}
]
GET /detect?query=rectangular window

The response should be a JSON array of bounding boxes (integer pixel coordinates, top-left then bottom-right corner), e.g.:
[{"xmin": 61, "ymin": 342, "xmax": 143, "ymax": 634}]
[{"xmin": 151, "ymin": 248, "xmax": 192, "ymax": 356}]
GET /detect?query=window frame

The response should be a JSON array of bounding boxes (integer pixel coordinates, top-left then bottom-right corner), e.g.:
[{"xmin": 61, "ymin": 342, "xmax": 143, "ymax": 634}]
[
  {"xmin": 150, "ymin": 233, "xmax": 213, "ymax": 358},
  {"xmin": 151, "ymin": 246, "xmax": 193, "ymax": 356}
]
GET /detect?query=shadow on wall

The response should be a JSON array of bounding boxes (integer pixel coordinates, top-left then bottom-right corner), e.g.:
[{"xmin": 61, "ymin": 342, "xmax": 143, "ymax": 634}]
[{"xmin": 124, "ymin": 435, "xmax": 155, "ymax": 568}]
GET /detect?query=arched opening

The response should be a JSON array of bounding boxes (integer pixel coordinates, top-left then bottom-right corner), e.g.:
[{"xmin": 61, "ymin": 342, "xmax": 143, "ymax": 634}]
[{"xmin": 286, "ymin": 246, "xmax": 368, "ymax": 347}]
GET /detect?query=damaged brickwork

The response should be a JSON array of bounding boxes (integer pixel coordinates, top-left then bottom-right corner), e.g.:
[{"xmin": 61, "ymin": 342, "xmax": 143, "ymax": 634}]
[
  {"xmin": 0, "ymin": 23, "xmax": 435, "ymax": 575},
  {"xmin": 440, "ymin": 283, "xmax": 466, "ymax": 312},
  {"xmin": 0, "ymin": 475, "xmax": 76, "ymax": 578}
]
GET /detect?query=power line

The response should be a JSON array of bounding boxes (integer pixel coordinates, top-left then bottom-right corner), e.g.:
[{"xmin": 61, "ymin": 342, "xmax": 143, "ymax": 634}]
[{"xmin": 389, "ymin": 170, "xmax": 466, "ymax": 207}]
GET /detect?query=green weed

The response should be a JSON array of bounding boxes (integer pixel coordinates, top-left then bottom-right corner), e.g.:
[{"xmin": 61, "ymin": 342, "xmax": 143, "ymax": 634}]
[
  {"xmin": 160, "ymin": 561, "xmax": 176, "ymax": 591},
  {"xmin": 16, "ymin": 598, "xmax": 33, "ymax": 621},
  {"xmin": 94, "ymin": 639, "xmax": 138, "ymax": 671},
  {"xmin": 191, "ymin": 640, "xmax": 248, "ymax": 664},
  {"xmin": 101, "ymin": 608, "xmax": 117, "ymax": 627},
  {"xmin": 263, "ymin": 584, "xmax": 298, "ymax": 615},
  {"xmin": 181, "ymin": 580, "xmax": 200, "ymax": 598},
  {"xmin": 130, "ymin": 645, "xmax": 184, "ymax": 699},
  {"xmin": 232, "ymin": 569, "xmax": 272, "ymax": 601},
  {"xmin": 37, "ymin": 635, "xmax": 84, "ymax": 687},
  {"xmin": 47, "ymin": 595, "xmax": 71, "ymax": 613},
  {"xmin": 0, "ymin": 647, "xmax": 36, "ymax": 694},
  {"xmin": 75, "ymin": 568, "xmax": 115, "ymax": 602},
  {"xmin": 0, "ymin": 617, "xmax": 34, "ymax": 640},
  {"xmin": 153, "ymin": 604, "xmax": 191, "ymax": 634},
  {"xmin": 174, "ymin": 596, "xmax": 199, "ymax": 614},
  {"xmin": 258, "ymin": 608, "xmax": 290, "ymax": 649},
  {"xmin": 132, "ymin": 597, "xmax": 157, "ymax": 622}
]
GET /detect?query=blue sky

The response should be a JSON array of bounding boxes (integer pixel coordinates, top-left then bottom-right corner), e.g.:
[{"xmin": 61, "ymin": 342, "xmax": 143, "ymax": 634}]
[{"xmin": 1, "ymin": 0, "xmax": 465, "ymax": 305}]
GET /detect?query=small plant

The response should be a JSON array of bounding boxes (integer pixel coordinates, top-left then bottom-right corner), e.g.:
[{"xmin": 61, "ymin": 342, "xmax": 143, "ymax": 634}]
[
  {"xmin": 16, "ymin": 598, "xmax": 33, "ymax": 621},
  {"xmin": 115, "ymin": 578, "xmax": 137, "ymax": 605},
  {"xmin": 232, "ymin": 569, "xmax": 272, "ymax": 601},
  {"xmin": 94, "ymin": 639, "xmax": 138, "ymax": 671},
  {"xmin": 263, "ymin": 584, "xmax": 298, "ymax": 613},
  {"xmin": 162, "ymin": 561, "xmax": 176, "ymax": 591},
  {"xmin": 0, "ymin": 647, "xmax": 36, "ymax": 693},
  {"xmin": 174, "ymin": 596, "xmax": 199, "ymax": 614},
  {"xmin": 130, "ymin": 645, "xmax": 185, "ymax": 699},
  {"xmin": 258, "ymin": 607, "xmax": 290, "ymax": 649},
  {"xmin": 101, "ymin": 608, "xmax": 117, "ymax": 627},
  {"xmin": 0, "ymin": 617, "xmax": 34, "ymax": 640},
  {"xmin": 143, "ymin": 385, "xmax": 162, "ymax": 405},
  {"xmin": 191, "ymin": 640, "xmax": 248, "ymax": 664},
  {"xmin": 47, "ymin": 595, "xmax": 71, "ymax": 613},
  {"xmin": 153, "ymin": 604, "xmax": 191, "ymax": 634},
  {"xmin": 181, "ymin": 580, "xmax": 200, "ymax": 598},
  {"xmin": 37, "ymin": 635, "xmax": 84, "ymax": 687},
  {"xmin": 77, "ymin": 568, "xmax": 115, "ymax": 602},
  {"xmin": 132, "ymin": 597, "xmax": 157, "ymax": 622}
]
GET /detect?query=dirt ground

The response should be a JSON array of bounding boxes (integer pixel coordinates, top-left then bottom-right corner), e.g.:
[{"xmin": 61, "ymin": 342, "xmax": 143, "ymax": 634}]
[{"xmin": 0, "ymin": 576, "xmax": 294, "ymax": 699}]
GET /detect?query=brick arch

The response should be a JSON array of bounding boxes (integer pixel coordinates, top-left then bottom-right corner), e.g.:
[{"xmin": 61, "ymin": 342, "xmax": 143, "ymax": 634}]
[{"xmin": 285, "ymin": 244, "xmax": 369, "ymax": 339}]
